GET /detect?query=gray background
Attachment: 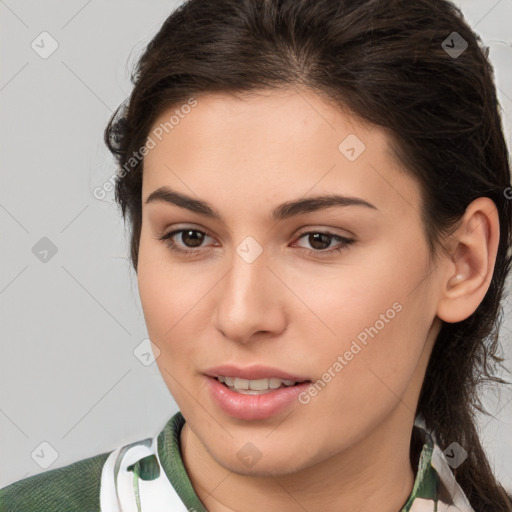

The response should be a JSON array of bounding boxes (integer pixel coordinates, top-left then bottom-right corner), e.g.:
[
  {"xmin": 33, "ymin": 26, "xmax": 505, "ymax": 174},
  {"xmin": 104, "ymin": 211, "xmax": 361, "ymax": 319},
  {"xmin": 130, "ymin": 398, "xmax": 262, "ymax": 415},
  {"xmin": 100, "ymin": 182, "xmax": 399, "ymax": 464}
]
[{"xmin": 1, "ymin": 0, "xmax": 511, "ymax": 491}]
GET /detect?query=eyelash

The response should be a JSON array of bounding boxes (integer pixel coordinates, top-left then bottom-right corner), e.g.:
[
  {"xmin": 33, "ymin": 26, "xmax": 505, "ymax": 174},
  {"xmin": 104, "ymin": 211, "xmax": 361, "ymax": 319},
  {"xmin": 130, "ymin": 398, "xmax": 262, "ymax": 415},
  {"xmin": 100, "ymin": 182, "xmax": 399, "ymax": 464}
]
[{"xmin": 156, "ymin": 227, "xmax": 355, "ymax": 257}]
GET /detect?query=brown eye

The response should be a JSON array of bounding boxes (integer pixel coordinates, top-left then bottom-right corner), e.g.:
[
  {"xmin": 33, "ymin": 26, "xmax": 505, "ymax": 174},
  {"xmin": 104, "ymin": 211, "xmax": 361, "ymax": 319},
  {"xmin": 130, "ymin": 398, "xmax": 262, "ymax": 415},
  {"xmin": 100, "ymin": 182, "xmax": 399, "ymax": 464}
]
[
  {"xmin": 293, "ymin": 231, "xmax": 355, "ymax": 256},
  {"xmin": 157, "ymin": 228, "xmax": 213, "ymax": 254},
  {"xmin": 179, "ymin": 229, "xmax": 206, "ymax": 248},
  {"xmin": 307, "ymin": 233, "xmax": 332, "ymax": 250}
]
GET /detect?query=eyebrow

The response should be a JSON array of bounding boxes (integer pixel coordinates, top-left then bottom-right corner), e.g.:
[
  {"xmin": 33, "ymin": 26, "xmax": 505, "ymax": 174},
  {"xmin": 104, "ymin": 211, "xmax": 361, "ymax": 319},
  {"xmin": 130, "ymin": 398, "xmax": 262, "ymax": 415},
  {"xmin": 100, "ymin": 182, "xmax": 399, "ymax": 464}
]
[{"xmin": 144, "ymin": 186, "xmax": 378, "ymax": 221}]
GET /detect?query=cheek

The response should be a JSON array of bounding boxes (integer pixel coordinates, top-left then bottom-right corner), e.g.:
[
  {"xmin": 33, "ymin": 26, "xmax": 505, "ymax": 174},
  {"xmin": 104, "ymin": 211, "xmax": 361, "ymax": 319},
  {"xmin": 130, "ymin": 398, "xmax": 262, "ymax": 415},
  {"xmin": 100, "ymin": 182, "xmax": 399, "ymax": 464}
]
[
  {"xmin": 137, "ymin": 257, "xmax": 202, "ymax": 406},
  {"xmin": 281, "ymin": 238, "xmax": 428, "ymax": 354},
  {"xmin": 287, "ymin": 236, "xmax": 433, "ymax": 404},
  {"xmin": 137, "ymin": 236, "xmax": 216, "ymax": 383},
  {"xmin": 137, "ymin": 230, "xmax": 198, "ymax": 335},
  {"xmin": 137, "ymin": 240, "xmax": 186, "ymax": 353}
]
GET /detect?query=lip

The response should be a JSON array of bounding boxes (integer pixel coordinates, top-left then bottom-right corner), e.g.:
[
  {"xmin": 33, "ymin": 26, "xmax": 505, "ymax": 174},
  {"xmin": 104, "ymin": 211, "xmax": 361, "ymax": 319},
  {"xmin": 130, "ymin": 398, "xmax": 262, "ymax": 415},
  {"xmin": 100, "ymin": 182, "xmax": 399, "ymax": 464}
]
[
  {"xmin": 206, "ymin": 375, "xmax": 311, "ymax": 421},
  {"xmin": 204, "ymin": 364, "xmax": 310, "ymax": 382}
]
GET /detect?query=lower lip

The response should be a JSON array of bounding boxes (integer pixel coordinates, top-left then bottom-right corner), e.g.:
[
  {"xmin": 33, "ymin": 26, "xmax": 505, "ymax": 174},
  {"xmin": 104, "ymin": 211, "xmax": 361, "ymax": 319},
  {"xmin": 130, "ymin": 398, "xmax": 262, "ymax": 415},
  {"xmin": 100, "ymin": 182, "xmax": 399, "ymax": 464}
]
[{"xmin": 206, "ymin": 376, "xmax": 311, "ymax": 421}]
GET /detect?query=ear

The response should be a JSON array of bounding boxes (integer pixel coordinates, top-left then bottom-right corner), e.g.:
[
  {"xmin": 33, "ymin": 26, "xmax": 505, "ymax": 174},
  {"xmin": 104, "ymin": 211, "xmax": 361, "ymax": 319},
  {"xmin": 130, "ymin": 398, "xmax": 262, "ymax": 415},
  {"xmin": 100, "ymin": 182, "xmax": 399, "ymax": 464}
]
[{"xmin": 436, "ymin": 197, "xmax": 500, "ymax": 324}]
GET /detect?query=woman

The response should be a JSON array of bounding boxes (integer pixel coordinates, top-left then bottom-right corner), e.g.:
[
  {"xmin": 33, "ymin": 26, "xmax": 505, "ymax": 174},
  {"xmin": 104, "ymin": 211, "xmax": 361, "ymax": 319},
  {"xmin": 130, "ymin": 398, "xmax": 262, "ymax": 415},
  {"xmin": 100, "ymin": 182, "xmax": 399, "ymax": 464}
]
[{"xmin": 1, "ymin": 0, "xmax": 511, "ymax": 511}]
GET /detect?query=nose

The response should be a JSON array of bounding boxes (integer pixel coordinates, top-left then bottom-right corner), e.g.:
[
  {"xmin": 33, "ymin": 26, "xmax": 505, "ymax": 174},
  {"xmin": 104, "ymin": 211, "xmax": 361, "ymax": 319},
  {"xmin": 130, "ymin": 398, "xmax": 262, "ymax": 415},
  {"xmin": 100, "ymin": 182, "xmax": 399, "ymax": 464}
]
[{"xmin": 213, "ymin": 245, "xmax": 287, "ymax": 345}]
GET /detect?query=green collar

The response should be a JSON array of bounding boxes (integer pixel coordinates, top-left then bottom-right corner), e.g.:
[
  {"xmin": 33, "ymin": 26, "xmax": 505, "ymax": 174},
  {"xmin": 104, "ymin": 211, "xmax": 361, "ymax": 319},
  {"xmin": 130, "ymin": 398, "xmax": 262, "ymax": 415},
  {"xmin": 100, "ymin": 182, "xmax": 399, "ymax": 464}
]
[{"xmin": 158, "ymin": 412, "xmax": 209, "ymax": 512}]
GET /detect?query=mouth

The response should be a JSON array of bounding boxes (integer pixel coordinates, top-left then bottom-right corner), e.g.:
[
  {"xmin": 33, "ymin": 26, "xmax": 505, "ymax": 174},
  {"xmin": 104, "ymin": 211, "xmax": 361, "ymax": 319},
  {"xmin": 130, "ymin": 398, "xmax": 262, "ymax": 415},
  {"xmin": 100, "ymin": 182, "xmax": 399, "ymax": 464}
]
[
  {"xmin": 215, "ymin": 375, "xmax": 310, "ymax": 395},
  {"xmin": 204, "ymin": 366, "xmax": 313, "ymax": 420}
]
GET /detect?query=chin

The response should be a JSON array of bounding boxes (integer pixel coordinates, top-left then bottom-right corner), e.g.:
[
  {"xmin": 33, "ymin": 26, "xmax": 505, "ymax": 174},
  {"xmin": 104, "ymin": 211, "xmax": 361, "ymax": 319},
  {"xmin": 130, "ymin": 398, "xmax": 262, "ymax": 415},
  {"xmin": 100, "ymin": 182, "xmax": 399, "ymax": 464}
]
[
  {"xmin": 203, "ymin": 436, "xmax": 321, "ymax": 478},
  {"xmin": 216, "ymin": 452, "xmax": 309, "ymax": 478}
]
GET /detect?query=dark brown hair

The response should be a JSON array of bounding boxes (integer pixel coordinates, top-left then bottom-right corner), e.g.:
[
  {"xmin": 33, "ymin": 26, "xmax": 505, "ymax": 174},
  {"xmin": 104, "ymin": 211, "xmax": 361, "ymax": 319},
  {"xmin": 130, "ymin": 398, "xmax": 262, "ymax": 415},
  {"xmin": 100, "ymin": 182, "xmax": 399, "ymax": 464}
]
[{"xmin": 104, "ymin": 0, "xmax": 512, "ymax": 509}]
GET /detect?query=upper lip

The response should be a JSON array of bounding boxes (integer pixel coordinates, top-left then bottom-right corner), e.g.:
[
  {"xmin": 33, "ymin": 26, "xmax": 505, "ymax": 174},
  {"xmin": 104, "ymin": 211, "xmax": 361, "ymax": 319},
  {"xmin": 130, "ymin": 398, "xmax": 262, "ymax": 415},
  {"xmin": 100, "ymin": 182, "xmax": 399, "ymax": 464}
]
[{"xmin": 204, "ymin": 364, "xmax": 310, "ymax": 382}]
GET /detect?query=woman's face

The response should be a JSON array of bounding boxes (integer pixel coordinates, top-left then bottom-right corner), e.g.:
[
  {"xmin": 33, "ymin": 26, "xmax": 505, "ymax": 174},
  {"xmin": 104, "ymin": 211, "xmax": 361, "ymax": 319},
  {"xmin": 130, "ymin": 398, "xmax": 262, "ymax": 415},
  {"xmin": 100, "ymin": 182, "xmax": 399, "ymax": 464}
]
[{"xmin": 137, "ymin": 88, "xmax": 443, "ymax": 475}]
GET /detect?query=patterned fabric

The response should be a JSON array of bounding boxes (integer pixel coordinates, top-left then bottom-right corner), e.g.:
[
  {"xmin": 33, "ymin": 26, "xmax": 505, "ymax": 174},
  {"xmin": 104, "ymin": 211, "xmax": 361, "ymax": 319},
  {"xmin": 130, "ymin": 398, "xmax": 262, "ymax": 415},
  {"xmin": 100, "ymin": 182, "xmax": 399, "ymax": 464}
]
[
  {"xmin": 99, "ymin": 436, "xmax": 191, "ymax": 511},
  {"xmin": 408, "ymin": 443, "xmax": 475, "ymax": 512},
  {"xmin": 0, "ymin": 412, "xmax": 475, "ymax": 511}
]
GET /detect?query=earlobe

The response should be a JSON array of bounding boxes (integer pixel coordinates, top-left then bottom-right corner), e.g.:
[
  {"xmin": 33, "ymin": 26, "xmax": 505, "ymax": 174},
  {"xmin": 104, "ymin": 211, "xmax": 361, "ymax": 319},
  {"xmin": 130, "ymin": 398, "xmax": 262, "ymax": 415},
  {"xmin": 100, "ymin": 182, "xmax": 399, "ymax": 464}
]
[{"xmin": 436, "ymin": 197, "xmax": 500, "ymax": 324}]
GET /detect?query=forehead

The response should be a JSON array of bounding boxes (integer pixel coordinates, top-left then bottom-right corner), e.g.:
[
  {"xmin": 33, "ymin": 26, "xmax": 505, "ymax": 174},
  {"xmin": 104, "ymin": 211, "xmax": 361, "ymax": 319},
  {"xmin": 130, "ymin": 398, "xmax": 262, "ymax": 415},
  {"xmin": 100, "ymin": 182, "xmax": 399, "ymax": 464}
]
[{"xmin": 142, "ymin": 89, "xmax": 421, "ymax": 220}]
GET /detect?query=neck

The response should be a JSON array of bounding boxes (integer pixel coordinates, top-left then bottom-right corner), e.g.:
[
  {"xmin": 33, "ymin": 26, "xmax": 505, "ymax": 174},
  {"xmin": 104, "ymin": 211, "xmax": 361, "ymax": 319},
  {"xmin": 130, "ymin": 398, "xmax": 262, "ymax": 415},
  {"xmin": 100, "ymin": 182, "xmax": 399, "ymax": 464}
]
[{"xmin": 181, "ymin": 406, "xmax": 418, "ymax": 512}]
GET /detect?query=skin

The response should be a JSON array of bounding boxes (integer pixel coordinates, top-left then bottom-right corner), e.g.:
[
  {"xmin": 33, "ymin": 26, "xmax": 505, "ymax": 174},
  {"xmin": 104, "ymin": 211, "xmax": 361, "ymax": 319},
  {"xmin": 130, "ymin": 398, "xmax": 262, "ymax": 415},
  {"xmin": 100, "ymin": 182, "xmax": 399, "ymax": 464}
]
[{"xmin": 137, "ymin": 88, "xmax": 499, "ymax": 512}]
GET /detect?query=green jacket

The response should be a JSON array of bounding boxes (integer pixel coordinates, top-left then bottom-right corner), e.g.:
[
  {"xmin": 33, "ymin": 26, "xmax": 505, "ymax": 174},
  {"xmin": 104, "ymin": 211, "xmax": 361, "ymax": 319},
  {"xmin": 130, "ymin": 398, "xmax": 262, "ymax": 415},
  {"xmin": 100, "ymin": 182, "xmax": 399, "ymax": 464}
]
[{"xmin": 0, "ymin": 412, "xmax": 475, "ymax": 511}]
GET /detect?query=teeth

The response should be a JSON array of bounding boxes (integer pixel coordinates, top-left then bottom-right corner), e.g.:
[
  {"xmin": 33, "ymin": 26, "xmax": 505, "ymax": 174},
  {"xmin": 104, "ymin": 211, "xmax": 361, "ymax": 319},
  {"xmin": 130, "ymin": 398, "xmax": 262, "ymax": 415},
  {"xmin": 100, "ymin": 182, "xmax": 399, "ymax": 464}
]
[
  {"xmin": 234, "ymin": 378, "xmax": 249, "ymax": 390},
  {"xmin": 216, "ymin": 376, "xmax": 298, "ymax": 392},
  {"xmin": 248, "ymin": 378, "xmax": 268, "ymax": 390},
  {"xmin": 269, "ymin": 378, "xmax": 282, "ymax": 389}
]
